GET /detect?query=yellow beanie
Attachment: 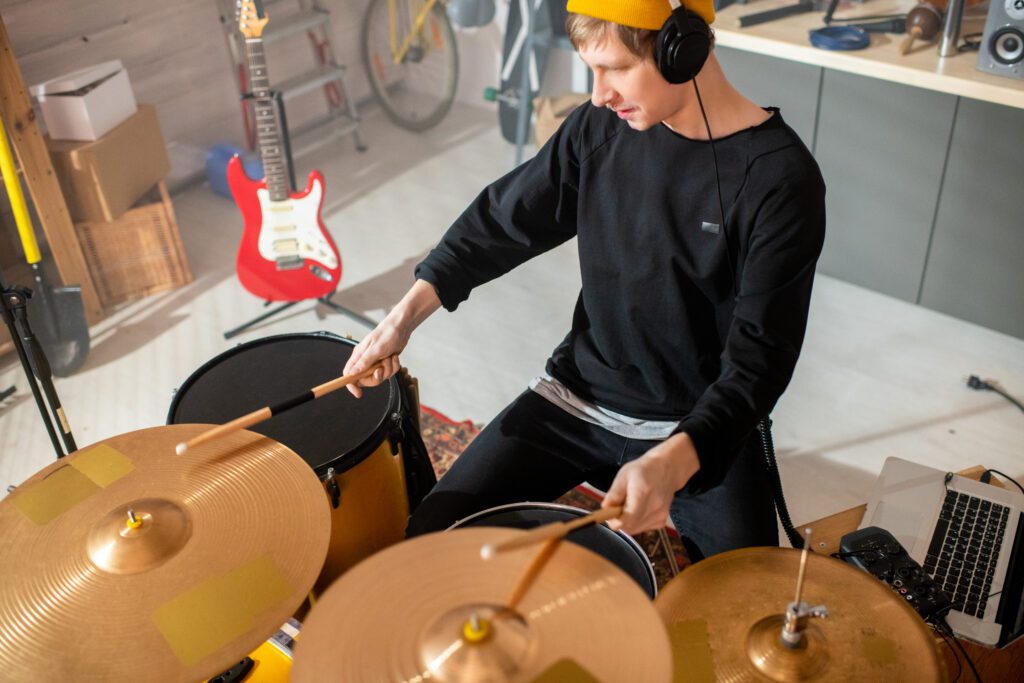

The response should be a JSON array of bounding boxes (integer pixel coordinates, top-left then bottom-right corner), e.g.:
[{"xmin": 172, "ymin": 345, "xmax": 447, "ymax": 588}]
[{"xmin": 565, "ymin": 0, "xmax": 715, "ymax": 30}]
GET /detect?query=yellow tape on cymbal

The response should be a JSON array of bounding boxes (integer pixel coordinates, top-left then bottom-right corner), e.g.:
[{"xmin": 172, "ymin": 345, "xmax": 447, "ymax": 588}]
[
  {"xmin": 153, "ymin": 555, "xmax": 293, "ymax": 666},
  {"xmin": 8, "ymin": 445, "xmax": 135, "ymax": 525},
  {"xmin": 9, "ymin": 465, "xmax": 100, "ymax": 525},
  {"xmin": 667, "ymin": 619, "xmax": 716, "ymax": 683},
  {"xmin": 70, "ymin": 444, "xmax": 135, "ymax": 487},
  {"xmin": 862, "ymin": 632, "xmax": 897, "ymax": 664}
]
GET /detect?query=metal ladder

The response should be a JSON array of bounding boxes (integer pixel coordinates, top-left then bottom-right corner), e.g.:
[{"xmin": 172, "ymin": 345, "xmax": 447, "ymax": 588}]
[{"xmin": 217, "ymin": 0, "xmax": 366, "ymax": 158}]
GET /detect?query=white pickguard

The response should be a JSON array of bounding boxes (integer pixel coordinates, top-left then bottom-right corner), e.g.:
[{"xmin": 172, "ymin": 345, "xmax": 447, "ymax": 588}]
[{"xmin": 255, "ymin": 180, "xmax": 338, "ymax": 270}]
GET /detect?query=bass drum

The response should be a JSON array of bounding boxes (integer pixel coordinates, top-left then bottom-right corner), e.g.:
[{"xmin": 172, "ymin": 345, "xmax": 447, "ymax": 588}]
[
  {"xmin": 450, "ymin": 502, "xmax": 657, "ymax": 599},
  {"xmin": 168, "ymin": 332, "xmax": 435, "ymax": 597}
]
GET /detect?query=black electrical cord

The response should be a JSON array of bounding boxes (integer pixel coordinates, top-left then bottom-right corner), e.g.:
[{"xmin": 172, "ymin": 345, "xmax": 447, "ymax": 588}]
[
  {"xmin": 980, "ymin": 469, "xmax": 1024, "ymax": 497},
  {"xmin": 690, "ymin": 77, "xmax": 737, "ymax": 293},
  {"xmin": 933, "ymin": 623, "xmax": 964, "ymax": 683},
  {"xmin": 759, "ymin": 417, "xmax": 805, "ymax": 549},
  {"xmin": 937, "ymin": 617, "xmax": 983, "ymax": 682},
  {"xmin": 967, "ymin": 374, "xmax": 1024, "ymax": 414},
  {"xmin": 959, "ymin": 32, "xmax": 983, "ymax": 52}
]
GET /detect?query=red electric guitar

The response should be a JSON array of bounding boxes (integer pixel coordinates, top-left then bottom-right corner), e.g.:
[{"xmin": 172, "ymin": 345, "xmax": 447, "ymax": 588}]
[{"xmin": 228, "ymin": 0, "xmax": 341, "ymax": 302}]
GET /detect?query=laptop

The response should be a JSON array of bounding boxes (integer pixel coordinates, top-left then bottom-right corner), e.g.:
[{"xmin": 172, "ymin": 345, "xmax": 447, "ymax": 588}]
[{"xmin": 862, "ymin": 456, "xmax": 1024, "ymax": 647}]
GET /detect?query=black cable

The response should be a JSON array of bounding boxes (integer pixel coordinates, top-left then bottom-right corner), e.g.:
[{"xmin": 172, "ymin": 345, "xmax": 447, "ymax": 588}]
[
  {"xmin": 759, "ymin": 418, "xmax": 805, "ymax": 549},
  {"xmin": 933, "ymin": 621, "xmax": 964, "ymax": 683},
  {"xmin": 967, "ymin": 374, "xmax": 1024, "ymax": 414},
  {"xmin": 959, "ymin": 32, "xmax": 983, "ymax": 52},
  {"xmin": 941, "ymin": 616, "xmax": 984, "ymax": 682},
  {"xmin": 982, "ymin": 469, "xmax": 1024, "ymax": 497},
  {"xmin": 690, "ymin": 77, "xmax": 738, "ymax": 292}
]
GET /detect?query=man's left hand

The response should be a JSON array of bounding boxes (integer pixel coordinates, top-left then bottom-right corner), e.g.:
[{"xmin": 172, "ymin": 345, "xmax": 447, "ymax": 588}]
[{"xmin": 601, "ymin": 432, "xmax": 700, "ymax": 535}]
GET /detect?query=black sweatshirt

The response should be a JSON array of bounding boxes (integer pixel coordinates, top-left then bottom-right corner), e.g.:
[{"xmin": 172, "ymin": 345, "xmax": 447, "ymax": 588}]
[{"xmin": 416, "ymin": 104, "xmax": 826, "ymax": 491}]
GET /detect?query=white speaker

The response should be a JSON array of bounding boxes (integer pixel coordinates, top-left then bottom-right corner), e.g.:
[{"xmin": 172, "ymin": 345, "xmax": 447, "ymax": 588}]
[{"xmin": 977, "ymin": 0, "xmax": 1024, "ymax": 79}]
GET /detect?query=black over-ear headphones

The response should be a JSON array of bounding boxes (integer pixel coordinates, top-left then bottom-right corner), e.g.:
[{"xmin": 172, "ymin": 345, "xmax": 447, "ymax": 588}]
[{"xmin": 655, "ymin": 5, "xmax": 712, "ymax": 84}]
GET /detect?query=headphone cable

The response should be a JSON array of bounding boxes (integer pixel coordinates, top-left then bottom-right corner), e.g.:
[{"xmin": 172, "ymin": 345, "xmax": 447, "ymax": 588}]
[{"xmin": 691, "ymin": 77, "xmax": 737, "ymax": 291}]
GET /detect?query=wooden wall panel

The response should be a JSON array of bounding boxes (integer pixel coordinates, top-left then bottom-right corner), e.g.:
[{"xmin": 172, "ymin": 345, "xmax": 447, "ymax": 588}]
[{"xmin": 2, "ymin": 0, "xmax": 374, "ymax": 151}]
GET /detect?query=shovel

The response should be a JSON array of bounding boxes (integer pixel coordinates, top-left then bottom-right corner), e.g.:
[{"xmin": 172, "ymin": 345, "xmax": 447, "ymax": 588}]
[{"xmin": 0, "ymin": 113, "xmax": 90, "ymax": 376}]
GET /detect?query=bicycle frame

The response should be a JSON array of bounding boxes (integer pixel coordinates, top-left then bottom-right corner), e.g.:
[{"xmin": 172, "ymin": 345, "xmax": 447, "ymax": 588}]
[{"xmin": 389, "ymin": 0, "xmax": 442, "ymax": 65}]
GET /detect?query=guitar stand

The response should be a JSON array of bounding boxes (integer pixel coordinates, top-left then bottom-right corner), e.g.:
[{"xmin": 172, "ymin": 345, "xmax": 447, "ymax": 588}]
[
  {"xmin": 224, "ymin": 90, "xmax": 377, "ymax": 341},
  {"xmin": 223, "ymin": 295, "xmax": 377, "ymax": 340},
  {"xmin": 0, "ymin": 267, "xmax": 76, "ymax": 459}
]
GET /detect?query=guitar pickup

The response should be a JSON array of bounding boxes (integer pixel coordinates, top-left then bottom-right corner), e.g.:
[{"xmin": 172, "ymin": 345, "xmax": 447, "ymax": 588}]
[
  {"xmin": 275, "ymin": 256, "xmax": 304, "ymax": 271},
  {"xmin": 272, "ymin": 238, "xmax": 299, "ymax": 254}
]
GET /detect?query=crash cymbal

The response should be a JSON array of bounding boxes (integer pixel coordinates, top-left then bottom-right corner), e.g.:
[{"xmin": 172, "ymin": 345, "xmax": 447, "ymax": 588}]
[
  {"xmin": 291, "ymin": 528, "xmax": 673, "ymax": 682},
  {"xmin": 655, "ymin": 547, "xmax": 946, "ymax": 682},
  {"xmin": 0, "ymin": 424, "xmax": 330, "ymax": 682}
]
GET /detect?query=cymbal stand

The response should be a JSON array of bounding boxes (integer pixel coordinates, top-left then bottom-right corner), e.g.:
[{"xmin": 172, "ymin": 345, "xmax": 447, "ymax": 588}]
[
  {"xmin": 223, "ymin": 90, "xmax": 376, "ymax": 340},
  {"xmin": 0, "ymin": 266, "xmax": 76, "ymax": 458},
  {"xmin": 781, "ymin": 529, "xmax": 829, "ymax": 647}
]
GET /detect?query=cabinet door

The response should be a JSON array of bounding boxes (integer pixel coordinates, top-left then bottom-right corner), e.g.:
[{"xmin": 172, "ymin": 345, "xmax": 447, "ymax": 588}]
[
  {"xmin": 715, "ymin": 46, "xmax": 820, "ymax": 149},
  {"xmin": 920, "ymin": 98, "xmax": 1024, "ymax": 339},
  {"xmin": 814, "ymin": 70, "xmax": 956, "ymax": 302}
]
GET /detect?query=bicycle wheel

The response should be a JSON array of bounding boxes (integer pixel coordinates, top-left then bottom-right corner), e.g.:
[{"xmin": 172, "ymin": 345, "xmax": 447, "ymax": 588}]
[{"xmin": 361, "ymin": 0, "xmax": 459, "ymax": 131}]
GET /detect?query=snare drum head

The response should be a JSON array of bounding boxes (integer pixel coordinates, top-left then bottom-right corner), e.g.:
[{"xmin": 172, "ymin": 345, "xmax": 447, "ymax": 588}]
[
  {"xmin": 452, "ymin": 503, "xmax": 657, "ymax": 599},
  {"xmin": 168, "ymin": 333, "xmax": 398, "ymax": 475}
]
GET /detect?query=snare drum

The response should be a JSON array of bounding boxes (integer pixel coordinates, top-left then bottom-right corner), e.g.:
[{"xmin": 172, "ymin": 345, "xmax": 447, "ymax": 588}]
[
  {"xmin": 168, "ymin": 332, "xmax": 434, "ymax": 596},
  {"xmin": 450, "ymin": 502, "xmax": 657, "ymax": 599}
]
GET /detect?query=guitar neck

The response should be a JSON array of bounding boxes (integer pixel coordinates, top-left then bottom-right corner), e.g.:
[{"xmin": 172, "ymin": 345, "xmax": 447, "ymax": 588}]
[{"xmin": 243, "ymin": 38, "xmax": 290, "ymax": 202}]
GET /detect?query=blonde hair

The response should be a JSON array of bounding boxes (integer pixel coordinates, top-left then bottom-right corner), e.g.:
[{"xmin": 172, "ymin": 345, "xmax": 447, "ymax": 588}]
[
  {"xmin": 565, "ymin": 13, "xmax": 658, "ymax": 59},
  {"xmin": 565, "ymin": 12, "xmax": 714, "ymax": 60}
]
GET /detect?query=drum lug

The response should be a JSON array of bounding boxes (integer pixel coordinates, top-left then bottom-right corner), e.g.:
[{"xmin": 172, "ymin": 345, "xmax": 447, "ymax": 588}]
[
  {"xmin": 325, "ymin": 467, "xmax": 341, "ymax": 509},
  {"xmin": 388, "ymin": 412, "xmax": 404, "ymax": 456}
]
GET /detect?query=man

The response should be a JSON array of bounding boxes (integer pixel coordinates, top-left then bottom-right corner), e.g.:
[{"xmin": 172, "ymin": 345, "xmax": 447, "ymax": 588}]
[{"xmin": 344, "ymin": 0, "xmax": 825, "ymax": 561}]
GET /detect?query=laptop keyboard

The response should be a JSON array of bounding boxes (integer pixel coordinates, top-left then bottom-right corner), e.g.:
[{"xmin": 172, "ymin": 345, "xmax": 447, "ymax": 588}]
[{"xmin": 924, "ymin": 490, "xmax": 1009, "ymax": 618}]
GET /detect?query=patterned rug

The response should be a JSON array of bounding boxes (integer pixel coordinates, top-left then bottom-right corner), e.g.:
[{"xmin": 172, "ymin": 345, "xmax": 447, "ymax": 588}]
[{"xmin": 418, "ymin": 407, "xmax": 690, "ymax": 591}]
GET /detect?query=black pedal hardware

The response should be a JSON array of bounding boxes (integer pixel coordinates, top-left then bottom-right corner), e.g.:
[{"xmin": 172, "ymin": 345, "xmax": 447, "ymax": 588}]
[{"xmin": 839, "ymin": 526, "xmax": 952, "ymax": 621}]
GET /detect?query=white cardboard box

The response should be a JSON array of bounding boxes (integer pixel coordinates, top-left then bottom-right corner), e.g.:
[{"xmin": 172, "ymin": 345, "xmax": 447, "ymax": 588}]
[{"xmin": 30, "ymin": 61, "xmax": 138, "ymax": 141}]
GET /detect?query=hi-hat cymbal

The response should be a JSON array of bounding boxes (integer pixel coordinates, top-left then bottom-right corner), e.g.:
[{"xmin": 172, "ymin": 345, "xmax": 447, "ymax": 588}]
[
  {"xmin": 0, "ymin": 424, "xmax": 330, "ymax": 682},
  {"xmin": 655, "ymin": 547, "xmax": 946, "ymax": 682},
  {"xmin": 291, "ymin": 528, "xmax": 673, "ymax": 682}
]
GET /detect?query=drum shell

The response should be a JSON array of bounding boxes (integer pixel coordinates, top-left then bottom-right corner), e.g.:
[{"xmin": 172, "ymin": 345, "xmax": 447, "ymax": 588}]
[
  {"xmin": 450, "ymin": 502, "xmax": 657, "ymax": 599},
  {"xmin": 167, "ymin": 332, "xmax": 411, "ymax": 596}
]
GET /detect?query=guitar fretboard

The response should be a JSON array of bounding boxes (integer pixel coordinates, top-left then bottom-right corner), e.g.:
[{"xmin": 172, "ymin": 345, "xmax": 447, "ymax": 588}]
[{"xmin": 245, "ymin": 38, "xmax": 289, "ymax": 202}]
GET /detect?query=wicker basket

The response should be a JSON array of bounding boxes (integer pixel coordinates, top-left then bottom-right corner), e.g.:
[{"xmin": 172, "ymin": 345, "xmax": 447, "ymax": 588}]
[{"xmin": 75, "ymin": 181, "xmax": 192, "ymax": 308}]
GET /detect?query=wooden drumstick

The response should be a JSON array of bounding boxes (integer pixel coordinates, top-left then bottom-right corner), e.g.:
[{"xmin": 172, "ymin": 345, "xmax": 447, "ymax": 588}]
[
  {"xmin": 505, "ymin": 537, "xmax": 562, "ymax": 612},
  {"xmin": 174, "ymin": 362, "xmax": 386, "ymax": 455},
  {"xmin": 480, "ymin": 505, "xmax": 624, "ymax": 559}
]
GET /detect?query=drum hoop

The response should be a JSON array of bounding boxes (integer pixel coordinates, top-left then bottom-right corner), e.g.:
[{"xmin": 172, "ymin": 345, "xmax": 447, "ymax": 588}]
[
  {"xmin": 449, "ymin": 501, "xmax": 657, "ymax": 597},
  {"xmin": 166, "ymin": 331, "xmax": 403, "ymax": 478}
]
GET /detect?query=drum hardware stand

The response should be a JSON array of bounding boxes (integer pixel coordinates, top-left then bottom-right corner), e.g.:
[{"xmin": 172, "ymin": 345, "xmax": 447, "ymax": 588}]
[
  {"xmin": 223, "ymin": 90, "xmax": 377, "ymax": 341},
  {"xmin": 656, "ymin": 527, "xmax": 681, "ymax": 577},
  {"xmin": 324, "ymin": 466, "xmax": 341, "ymax": 508},
  {"xmin": 780, "ymin": 529, "xmax": 828, "ymax": 648},
  {"xmin": 0, "ymin": 267, "xmax": 77, "ymax": 458}
]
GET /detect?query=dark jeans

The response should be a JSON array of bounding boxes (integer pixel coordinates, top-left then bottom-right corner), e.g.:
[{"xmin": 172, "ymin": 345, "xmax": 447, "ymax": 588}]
[{"xmin": 407, "ymin": 390, "xmax": 778, "ymax": 561}]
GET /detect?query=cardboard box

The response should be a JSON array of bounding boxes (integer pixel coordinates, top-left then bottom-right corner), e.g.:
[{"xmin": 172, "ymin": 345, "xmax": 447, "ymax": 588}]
[
  {"xmin": 534, "ymin": 93, "xmax": 591, "ymax": 148},
  {"xmin": 47, "ymin": 104, "xmax": 171, "ymax": 223},
  {"xmin": 30, "ymin": 61, "xmax": 138, "ymax": 142}
]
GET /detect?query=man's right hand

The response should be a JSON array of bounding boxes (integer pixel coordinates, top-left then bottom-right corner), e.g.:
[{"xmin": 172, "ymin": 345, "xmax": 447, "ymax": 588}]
[{"xmin": 343, "ymin": 279, "xmax": 442, "ymax": 398}]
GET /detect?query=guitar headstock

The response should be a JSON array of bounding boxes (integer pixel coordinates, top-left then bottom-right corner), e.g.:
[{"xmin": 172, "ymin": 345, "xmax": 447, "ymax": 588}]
[{"xmin": 236, "ymin": 0, "xmax": 268, "ymax": 38}]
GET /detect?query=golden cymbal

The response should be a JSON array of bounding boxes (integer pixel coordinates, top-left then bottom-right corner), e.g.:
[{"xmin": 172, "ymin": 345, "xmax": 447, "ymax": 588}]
[
  {"xmin": 291, "ymin": 528, "xmax": 673, "ymax": 682},
  {"xmin": 0, "ymin": 424, "xmax": 330, "ymax": 682},
  {"xmin": 655, "ymin": 547, "xmax": 947, "ymax": 682}
]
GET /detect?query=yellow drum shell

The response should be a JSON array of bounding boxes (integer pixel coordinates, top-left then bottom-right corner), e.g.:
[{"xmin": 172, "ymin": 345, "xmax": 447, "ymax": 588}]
[{"xmin": 314, "ymin": 438, "xmax": 409, "ymax": 597}]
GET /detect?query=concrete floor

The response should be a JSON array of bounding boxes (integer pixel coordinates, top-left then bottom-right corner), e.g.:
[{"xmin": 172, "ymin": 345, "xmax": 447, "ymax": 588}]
[{"xmin": 2, "ymin": 102, "xmax": 1022, "ymax": 534}]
